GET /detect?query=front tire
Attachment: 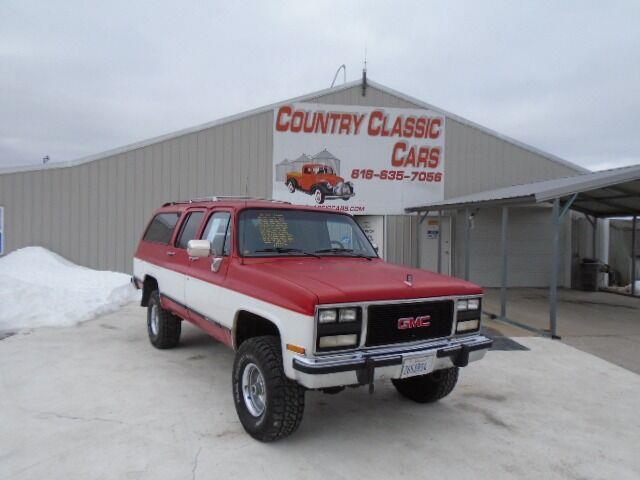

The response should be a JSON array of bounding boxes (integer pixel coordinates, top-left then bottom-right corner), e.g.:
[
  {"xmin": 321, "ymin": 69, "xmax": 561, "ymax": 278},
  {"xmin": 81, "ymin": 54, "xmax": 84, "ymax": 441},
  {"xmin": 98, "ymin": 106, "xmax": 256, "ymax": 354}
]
[
  {"xmin": 312, "ymin": 187, "xmax": 325, "ymax": 204},
  {"xmin": 233, "ymin": 336, "xmax": 306, "ymax": 442},
  {"xmin": 147, "ymin": 290, "xmax": 181, "ymax": 349},
  {"xmin": 392, "ymin": 367, "xmax": 459, "ymax": 403},
  {"xmin": 286, "ymin": 179, "xmax": 296, "ymax": 193}
]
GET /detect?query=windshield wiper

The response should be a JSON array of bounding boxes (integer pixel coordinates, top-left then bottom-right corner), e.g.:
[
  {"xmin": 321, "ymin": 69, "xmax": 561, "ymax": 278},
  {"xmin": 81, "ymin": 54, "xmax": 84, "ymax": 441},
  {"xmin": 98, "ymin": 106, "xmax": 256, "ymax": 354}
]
[
  {"xmin": 314, "ymin": 248, "xmax": 373, "ymax": 261},
  {"xmin": 255, "ymin": 247, "xmax": 320, "ymax": 258}
]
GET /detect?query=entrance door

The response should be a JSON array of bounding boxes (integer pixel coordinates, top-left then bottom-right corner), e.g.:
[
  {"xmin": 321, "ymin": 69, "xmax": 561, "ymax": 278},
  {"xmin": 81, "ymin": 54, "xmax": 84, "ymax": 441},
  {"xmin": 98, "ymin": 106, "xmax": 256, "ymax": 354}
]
[{"xmin": 419, "ymin": 215, "xmax": 451, "ymax": 275}]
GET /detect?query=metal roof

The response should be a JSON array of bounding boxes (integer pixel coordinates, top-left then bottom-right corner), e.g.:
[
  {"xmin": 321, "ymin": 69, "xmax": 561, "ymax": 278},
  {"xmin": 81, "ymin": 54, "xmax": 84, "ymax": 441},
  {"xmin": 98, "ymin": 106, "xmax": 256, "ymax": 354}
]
[
  {"xmin": 0, "ymin": 78, "xmax": 586, "ymax": 176},
  {"xmin": 406, "ymin": 164, "xmax": 640, "ymax": 217}
]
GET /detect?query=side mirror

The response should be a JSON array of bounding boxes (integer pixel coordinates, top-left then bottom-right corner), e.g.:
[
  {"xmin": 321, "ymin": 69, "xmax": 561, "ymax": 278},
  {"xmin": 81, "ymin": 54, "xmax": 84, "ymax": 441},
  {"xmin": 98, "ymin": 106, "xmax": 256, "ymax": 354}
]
[{"xmin": 187, "ymin": 239, "xmax": 211, "ymax": 258}]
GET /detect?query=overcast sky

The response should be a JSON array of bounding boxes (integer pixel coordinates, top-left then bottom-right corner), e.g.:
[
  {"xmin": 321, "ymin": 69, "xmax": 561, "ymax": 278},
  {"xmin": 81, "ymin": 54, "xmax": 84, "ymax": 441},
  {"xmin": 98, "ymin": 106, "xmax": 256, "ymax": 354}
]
[{"xmin": 2, "ymin": 0, "xmax": 639, "ymax": 171}]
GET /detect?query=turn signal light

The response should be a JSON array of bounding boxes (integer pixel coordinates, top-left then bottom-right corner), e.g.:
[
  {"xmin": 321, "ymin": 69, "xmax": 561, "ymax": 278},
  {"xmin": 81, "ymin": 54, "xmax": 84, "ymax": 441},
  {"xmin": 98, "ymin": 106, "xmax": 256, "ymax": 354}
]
[{"xmin": 286, "ymin": 344, "xmax": 306, "ymax": 355}]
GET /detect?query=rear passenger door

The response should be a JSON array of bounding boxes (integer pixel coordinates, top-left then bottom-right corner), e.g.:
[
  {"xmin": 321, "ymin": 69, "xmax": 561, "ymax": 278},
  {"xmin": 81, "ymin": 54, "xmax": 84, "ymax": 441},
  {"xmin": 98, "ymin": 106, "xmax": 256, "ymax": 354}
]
[
  {"xmin": 185, "ymin": 210, "xmax": 234, "ymax": 331},
  {"xmin": 170, "ymin": 208, "xmax": 206, "ymax": 307}
]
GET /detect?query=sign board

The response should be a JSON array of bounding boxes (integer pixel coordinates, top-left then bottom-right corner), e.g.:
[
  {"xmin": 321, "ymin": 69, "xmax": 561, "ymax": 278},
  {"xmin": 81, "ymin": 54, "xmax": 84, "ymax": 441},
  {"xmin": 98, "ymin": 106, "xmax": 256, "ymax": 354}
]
[
  {"xmin": 355, "ymin": 215, "xmax": 384, "ymax": 258},
  {"xmin": 0, "ymin": 206, "xmax": 4, "ymax": 256},
  {"xmin": 272, "ymin": 103, "xmax": 445, "ymax": 215},
  {"xmin": 426, "ymin": 218, "xmax": 440, "ymax": 239}
]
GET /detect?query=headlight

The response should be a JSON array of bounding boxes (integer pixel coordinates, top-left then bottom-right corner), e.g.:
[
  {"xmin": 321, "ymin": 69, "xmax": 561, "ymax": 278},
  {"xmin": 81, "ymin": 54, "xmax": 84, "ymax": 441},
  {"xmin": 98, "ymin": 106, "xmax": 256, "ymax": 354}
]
[
  {"xmin": 318, "ymin": 309, "xmax": 337, "ymax": 324},
  {"xmin": 318, "ymin": 334, "xmax": 358, "ymax": 349},
  {"xmin": 316, "ymin": 306, "xmax": 362, "ymax": 352},
  {"xmin": 339, "ymin": 308, "xmax": 358, "ymax": 322},
  {"xmin": 456, "ymin": 319, "xmax": 480, "ymax": 333},
  {"xmin": 457, "ymin": 298, "xmax": 481, "ymax": 311}
]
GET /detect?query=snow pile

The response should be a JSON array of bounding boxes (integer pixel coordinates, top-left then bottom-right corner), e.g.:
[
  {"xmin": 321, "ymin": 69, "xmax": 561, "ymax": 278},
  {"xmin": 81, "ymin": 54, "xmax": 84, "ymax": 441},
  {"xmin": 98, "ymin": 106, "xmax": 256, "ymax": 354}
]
[{"xmin": 0, "ymin": 247, "xmax": 140, "ymax": 331}]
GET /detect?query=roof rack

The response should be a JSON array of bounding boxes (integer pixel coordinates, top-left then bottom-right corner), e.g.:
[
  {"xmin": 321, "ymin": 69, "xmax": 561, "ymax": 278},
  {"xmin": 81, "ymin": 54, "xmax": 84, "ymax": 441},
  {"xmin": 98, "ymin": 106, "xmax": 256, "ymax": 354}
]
[{"xmin": 162, "ymin": 196, "xmax": 291, "ymax": 207}]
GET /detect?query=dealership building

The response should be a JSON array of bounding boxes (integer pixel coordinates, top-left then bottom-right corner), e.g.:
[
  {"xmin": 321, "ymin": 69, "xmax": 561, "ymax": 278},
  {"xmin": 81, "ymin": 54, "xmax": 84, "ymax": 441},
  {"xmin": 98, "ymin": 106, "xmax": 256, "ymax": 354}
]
[{"xmin": 0, "ymin": 77, "xmax": 624, "ymax": 290}]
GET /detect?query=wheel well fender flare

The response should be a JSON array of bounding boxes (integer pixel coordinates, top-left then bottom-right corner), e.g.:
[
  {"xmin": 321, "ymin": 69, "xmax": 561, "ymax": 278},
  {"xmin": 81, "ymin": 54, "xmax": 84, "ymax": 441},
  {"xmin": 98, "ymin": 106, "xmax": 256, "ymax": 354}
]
[{"xmin": 233, "ymin": 309, "xmax": 282, "ymax": 350}]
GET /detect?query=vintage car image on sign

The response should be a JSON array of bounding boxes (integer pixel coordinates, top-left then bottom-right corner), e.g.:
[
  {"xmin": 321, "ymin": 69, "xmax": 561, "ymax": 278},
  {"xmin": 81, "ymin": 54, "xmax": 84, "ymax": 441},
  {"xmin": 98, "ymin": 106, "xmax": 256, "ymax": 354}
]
[
  {"xmin": 285, "ymin": 162, "xmax": 355, "ymax": 204},
  {"xmin": 132, "ymin": 197, "xmax": 491, "ymax": 442}
]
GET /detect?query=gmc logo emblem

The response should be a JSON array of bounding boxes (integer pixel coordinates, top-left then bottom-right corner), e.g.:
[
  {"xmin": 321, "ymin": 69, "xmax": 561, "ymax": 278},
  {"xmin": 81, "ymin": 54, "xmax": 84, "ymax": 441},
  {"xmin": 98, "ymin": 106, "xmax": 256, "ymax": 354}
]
[{"xmin": 397, "ymin": 315, "xmax": 431, "ymax": 330}]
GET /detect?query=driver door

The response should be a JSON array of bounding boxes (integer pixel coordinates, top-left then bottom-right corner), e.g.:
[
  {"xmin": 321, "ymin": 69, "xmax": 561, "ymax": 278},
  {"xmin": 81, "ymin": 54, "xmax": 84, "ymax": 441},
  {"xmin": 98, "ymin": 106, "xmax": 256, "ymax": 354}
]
[{"xmin": 184, "ymin": 210, "xmax": 234, "ymax": 343}]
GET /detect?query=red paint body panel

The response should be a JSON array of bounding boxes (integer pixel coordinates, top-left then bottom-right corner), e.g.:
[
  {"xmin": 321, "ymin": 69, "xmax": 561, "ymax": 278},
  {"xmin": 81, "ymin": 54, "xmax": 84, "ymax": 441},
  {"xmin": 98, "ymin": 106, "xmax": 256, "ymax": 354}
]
[
  {"xmin": 186, "ymin": 307, "xmax": 234, "ymax": 347},
  {"xmin": 226, "ymin": 257, "xmax": 481, "ymax": 315},
  {"xmin": 160, "ymin": 295, "xmax": 190, "ymax": 320},
  {"xmin": 135, "ymin": 199, "xmax": 483, "ymax": 322}
]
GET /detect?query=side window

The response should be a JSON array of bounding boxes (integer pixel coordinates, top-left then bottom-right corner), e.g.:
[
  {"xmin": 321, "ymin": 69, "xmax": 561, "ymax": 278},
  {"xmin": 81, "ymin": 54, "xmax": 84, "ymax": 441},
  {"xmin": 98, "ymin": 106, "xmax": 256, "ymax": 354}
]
[
  {"xmin": 143, "ymin": 213, "xmax": 180, "ymax": 244},
  {"xmin": 176, "ymin": 211, "xmax": 204, "ymax": 249},
  {"xmin": 202, "ymin": 212, "xmax": 232, "ymax": 256}
]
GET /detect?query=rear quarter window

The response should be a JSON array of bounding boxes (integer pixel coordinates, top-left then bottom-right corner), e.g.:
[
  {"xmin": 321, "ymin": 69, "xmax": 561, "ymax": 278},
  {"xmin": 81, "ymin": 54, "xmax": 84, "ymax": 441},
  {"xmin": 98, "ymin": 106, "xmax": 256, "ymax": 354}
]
[{"xmin": 143, "ymin": 213, "xmax": 180, "ymax": 244}]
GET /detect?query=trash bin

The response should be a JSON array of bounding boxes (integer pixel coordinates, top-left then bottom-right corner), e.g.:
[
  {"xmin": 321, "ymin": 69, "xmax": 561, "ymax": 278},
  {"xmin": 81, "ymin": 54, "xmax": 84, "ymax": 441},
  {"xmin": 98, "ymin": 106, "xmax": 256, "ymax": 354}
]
[{"xmin": 580, "ymin": 259, "xmax": 601, "ymax": 291}]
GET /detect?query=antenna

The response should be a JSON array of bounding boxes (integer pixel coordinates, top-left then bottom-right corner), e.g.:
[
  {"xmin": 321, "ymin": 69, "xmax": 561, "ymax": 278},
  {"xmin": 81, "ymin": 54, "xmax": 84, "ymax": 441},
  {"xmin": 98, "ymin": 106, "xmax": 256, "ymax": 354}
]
[
  {"xmin": 361, "ymin": 53, "xmax": 368, "ymax": 97},
  {"xmin": 330, "ymin": 64, "xmax": 347, "ymax": 87}
]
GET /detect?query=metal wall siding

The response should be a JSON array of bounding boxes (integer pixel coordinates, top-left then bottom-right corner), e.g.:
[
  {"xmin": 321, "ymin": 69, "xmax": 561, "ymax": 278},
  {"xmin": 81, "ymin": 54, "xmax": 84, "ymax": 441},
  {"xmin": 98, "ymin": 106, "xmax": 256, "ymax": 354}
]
[
  {"xmin": 0, "ymin": 84, "xmax": 580, "ymax": 276},
  {"xmin": 444, "ymin": 119, "xmax": 578, "ymax": 199}
]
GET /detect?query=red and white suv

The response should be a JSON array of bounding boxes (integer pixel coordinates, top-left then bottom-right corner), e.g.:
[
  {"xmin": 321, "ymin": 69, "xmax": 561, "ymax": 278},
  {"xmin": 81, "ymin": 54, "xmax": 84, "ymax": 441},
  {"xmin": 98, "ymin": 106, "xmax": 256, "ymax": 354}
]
[{"xmin": 133, "ymin": 197, "xmax": 491, "ymax": 441}]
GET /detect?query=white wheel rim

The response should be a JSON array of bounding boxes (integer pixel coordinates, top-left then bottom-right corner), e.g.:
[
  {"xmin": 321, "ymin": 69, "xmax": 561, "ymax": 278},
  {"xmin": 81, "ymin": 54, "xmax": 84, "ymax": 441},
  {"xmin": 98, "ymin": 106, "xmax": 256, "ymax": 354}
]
[
  {"xmin": 288, "ymin": 182, "xmax": 295, "ymax": 192},
  {"xmin": 315, "ymin": 190, "xmax": 322, "ymax": 203},
  {"xmin": 150, "ymin": 304, "xmax": 159, "ymax": 336},
  {"xmin": 242, "ymin": 363, "xmax": 266, "ymax": 417}
]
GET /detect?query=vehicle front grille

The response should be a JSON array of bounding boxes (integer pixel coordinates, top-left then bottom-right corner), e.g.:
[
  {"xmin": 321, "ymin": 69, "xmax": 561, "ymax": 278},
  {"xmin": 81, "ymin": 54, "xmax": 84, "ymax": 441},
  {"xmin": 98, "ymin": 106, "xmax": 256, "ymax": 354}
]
[{"xmin": 365, "ymin": 300, "xmax": 454, "ymax": 347}]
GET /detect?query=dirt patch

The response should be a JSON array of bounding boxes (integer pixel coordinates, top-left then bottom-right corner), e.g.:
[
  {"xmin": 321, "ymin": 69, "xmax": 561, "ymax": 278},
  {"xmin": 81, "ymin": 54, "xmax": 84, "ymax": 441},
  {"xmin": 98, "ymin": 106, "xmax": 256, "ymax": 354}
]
[{"xmin": 187, "ymin": 354, "xmax": 207, "ymax": 361}]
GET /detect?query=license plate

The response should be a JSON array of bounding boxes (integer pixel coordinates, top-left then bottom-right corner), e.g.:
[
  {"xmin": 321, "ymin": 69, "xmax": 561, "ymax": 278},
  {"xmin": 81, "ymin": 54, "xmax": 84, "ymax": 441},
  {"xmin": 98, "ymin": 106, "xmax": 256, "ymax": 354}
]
[{"xmin": 400, "ymin": 355, "xmax": 435, "ymax": 379}]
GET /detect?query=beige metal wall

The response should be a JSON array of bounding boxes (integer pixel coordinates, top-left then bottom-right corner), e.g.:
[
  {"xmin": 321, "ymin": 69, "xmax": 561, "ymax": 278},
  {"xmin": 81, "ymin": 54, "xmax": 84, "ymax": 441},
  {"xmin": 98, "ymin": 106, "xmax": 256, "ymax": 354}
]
[
  {"xmin": 0, "ymin": 82, "xmax": 582, "ymax": 275},
  {"xmin": 0, "ymin": 111, "xmax": 273, "ymax": 273}
]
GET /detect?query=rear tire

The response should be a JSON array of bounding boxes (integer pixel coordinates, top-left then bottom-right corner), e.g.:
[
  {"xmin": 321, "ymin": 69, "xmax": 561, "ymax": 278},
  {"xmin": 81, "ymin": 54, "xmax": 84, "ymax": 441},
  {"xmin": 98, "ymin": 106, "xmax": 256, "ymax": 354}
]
[
  {"xmin": 233, "ymin": 336, "xmax": 306, "ymax": 442},
  {"xmin": 392, "ymin": 367, "xmax": 459, "ymax": 403},
  {"xmin": 147, "ymin": 290, "xmax": 181, "ymax": 349}
]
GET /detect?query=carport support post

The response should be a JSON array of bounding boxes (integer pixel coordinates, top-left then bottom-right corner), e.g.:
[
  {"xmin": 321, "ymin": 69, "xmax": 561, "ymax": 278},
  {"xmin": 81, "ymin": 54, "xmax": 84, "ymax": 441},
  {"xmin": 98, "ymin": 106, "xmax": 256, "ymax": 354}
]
[
  {"xmin": 550, "ymin": 198, "xmax": 561, "ymax": 338},
  {"xmin": 437, "ymin": 210, "xmax": 443, "ymax": 273},
  {"xmin": 632, "ymin": 216, "xmax": 637, "ymax": 296},
  {"xmin": 500, "ymin": 206, "xmax": 509, "ymax": 319},
  {"xmin": 464, "ymin": 208, "xmax": 471, "ymax": 280},
  {"xmin": 549, "ymin": 194, "xmax": 577, "ymax": 339}
]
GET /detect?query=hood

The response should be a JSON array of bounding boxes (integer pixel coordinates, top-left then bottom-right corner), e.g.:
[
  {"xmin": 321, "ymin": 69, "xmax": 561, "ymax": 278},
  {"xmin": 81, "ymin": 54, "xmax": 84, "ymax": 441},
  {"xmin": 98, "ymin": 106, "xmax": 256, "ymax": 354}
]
[{"xmin": 239, "ymin": 257, "xmax": 482, "ymax": 306}]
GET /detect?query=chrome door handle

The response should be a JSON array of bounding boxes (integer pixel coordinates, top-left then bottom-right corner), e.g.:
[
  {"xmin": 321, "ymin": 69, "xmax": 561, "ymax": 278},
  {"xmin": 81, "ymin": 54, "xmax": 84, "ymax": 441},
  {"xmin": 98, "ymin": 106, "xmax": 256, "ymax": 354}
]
[
  {"xmin": 166, "ymin": 251, "xmax": 176, "ymax": 256},
  {"xmin": 211, "ymin": 257, "xmax": 223, "ymax": 273},
  {"xmin": 189, "ymin": 256, "xmax": 200, "ymax": 261}
]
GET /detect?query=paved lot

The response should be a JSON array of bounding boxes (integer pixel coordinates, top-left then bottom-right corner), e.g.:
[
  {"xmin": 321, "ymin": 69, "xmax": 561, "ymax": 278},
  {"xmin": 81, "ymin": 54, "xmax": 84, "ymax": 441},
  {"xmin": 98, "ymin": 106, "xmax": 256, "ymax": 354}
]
[
  {"xmin": 1, "ymin": 303, "xmax": 640, "ymax": 480},
  {"xmin": 483, "ymin": 288, "xmax": 640, "ymax": 374}
]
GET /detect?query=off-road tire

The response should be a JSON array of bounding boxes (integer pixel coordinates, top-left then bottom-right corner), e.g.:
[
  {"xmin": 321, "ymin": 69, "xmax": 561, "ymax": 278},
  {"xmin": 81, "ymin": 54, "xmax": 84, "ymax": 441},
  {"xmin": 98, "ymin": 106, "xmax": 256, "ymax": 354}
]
[
  {"xmin": 233, "ymin": 336, "xmax": 305, "ymax": 442},
  {"xmin": 392, "ymin": 367, "xmax": 459, "ymax": 403},
  {"xmin": 312, "ymin": 187, "xmax": 325, "ymax": 204},
  {"xmin": 286, "ymin": 179, "xmax": 296, "ymax": 193},
  {"xmin": 147, "ymin": 290, "xmax": 181, "ymax": 349}
]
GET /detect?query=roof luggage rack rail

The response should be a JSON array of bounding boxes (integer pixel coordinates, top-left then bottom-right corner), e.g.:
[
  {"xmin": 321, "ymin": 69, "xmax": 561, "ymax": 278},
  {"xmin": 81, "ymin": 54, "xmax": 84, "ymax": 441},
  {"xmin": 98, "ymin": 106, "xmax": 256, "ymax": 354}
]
[{"xmin": 162, "ymin": 196, "xmax": 291, "ymax": 207}]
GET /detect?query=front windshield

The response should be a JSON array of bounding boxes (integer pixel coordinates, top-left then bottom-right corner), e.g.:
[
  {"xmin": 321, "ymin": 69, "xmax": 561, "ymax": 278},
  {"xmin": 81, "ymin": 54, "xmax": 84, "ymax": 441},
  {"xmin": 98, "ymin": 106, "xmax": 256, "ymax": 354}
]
[{"xmin": 239, "ymin": 209, "xmax": 377, "ymax": 258}]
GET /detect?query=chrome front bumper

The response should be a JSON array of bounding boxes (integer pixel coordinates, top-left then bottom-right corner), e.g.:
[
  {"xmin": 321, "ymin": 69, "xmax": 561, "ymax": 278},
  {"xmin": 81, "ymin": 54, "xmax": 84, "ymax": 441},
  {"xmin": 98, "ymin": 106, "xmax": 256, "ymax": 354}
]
[{"xmin": 292, "ymin": 334, "xmax": 493, "ymax": 389}]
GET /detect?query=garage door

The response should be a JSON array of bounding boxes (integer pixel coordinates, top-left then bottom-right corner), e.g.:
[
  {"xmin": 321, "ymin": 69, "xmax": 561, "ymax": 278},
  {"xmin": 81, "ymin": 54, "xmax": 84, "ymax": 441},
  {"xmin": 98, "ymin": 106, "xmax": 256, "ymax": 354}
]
[{"xmin": 456, "ymin": 206, "xmax": 569, "ymax": 288}]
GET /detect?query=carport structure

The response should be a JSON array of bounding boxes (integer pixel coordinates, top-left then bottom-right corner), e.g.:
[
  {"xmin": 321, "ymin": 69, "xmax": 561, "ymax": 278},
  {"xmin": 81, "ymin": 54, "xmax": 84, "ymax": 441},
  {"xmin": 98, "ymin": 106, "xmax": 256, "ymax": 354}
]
[{"xmin": 407, "ymin": 164, "xmax": 640, "ymax": 338}]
